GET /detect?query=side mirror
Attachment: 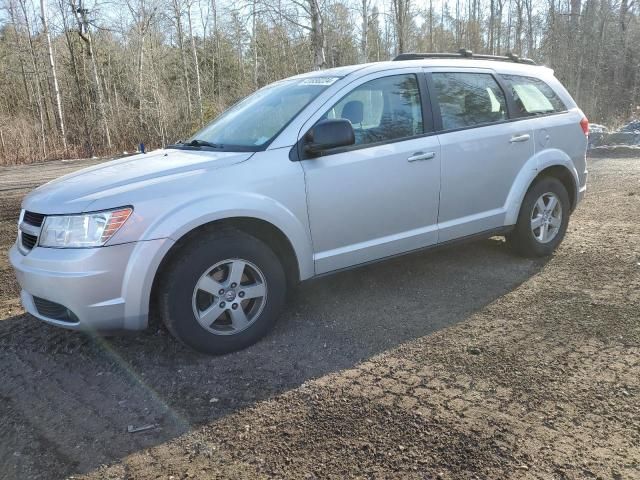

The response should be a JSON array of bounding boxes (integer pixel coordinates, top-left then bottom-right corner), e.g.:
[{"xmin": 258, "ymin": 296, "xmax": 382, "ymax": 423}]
[{"xmin": 304, "ymin": 119, "xmax": 355, "ymax": 155}]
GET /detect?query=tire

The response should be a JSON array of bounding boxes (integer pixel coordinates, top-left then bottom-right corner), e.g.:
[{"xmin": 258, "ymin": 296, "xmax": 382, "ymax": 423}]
[
  {"xmin": 508, "ymin": 176, "xmax": 571, "ymax": 257},
  {"xmin": 159, "ymin": 228, "xmax": 287, "ymax": 355}
]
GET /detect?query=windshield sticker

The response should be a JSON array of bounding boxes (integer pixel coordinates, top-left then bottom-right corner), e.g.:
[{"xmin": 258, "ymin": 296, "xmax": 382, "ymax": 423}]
[{"xmin": 300, "ymin": 77, "xmax": 339, "ymax": 86}]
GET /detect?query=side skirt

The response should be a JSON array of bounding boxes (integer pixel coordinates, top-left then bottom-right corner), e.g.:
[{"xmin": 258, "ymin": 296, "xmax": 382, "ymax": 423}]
[{"xmin": 309, "ymin": 226, "xmax": 515, "ymax": 280}]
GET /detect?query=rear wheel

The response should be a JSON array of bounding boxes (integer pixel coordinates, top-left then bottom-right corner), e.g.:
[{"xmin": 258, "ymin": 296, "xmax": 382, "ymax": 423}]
[
  {"xmin": 508, "ymin": 177, "xmax": 570, "ymax": 257},
  {"xmin": 159, "ymin": 229, "xmax": 287, "ymax": 355}
]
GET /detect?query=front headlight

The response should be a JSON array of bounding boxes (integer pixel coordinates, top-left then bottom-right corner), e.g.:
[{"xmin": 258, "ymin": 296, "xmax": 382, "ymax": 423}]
[{"xmin": 39, "ymin": 207, "xmax": 133, "ymax": 248}]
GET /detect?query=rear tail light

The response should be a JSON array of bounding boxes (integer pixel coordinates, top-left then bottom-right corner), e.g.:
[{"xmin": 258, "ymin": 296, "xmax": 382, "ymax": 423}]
[{"xmin": 580, "ymin": 117, "xmax": 589, "ymax": 136}]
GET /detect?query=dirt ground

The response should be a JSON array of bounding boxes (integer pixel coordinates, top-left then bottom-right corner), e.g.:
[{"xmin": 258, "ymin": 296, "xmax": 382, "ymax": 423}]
[{"xmin": 0, "ymin": 156, "xmax": 638, "ymax": 480}]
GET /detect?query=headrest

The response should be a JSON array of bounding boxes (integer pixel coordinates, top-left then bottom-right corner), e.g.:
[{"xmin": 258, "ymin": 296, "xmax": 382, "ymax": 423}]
[{"xmin": 341, "ymin": 100, "xmax": 364, "ymax": 125}]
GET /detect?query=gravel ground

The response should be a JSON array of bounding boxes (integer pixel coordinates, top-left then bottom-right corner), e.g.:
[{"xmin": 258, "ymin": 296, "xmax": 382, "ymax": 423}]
[{"xmin": 0, "ymin": 156, "xmax": 638, "ymax": 479}]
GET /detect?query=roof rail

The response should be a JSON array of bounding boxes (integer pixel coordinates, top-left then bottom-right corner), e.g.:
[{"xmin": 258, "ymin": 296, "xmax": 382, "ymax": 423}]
[{"xmin": 393, "ymin": 49, "xmax": 537, "ymax": 65}]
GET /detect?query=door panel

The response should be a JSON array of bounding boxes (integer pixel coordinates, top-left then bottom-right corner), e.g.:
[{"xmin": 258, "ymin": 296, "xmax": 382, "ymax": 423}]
[
  {"xmin": 437, "ymin": 122, "xmax": 534, "ymax": 241},
  {"xmin": 300, "ymin": 71, "xmax": 441, "ymax": 274},
  {"xmin": 302, "ymin": 136, "xmax": 441, "ymax": 274},
  {"xmin": 427, "ymin": 69, "xmax": 535, "ymax": 242}
]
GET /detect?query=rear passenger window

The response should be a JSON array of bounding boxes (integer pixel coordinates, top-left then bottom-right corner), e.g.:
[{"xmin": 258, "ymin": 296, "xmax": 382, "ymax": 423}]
[
  {"xmin": 432, "ymin": 72, "xmax": 507, "ymax": 131},
  {"xmin": 321, "ymin": 74, "xmax": 423, "ymax": 147},
  {"xmin": 501, "ymin": 75, "xmax": 566, "ymax": 116}
]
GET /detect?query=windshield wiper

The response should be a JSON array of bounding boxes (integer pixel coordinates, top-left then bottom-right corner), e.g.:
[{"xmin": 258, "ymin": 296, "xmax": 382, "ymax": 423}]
[
  {"xmin": 167, "ymin": 139, "xmax": 222, "ymax": 149},
  {"xmin": 186, "ymin": 139, "xmax": 222, "ymax": 148}
]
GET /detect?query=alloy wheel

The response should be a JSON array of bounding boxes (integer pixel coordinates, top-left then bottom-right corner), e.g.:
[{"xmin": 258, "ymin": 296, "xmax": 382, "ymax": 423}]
[
  {"xmin": 191, "ymin": 259, "xmax": 267, "ymax": 335},
  {"xmin": 530, "ymin": 192, "xmax": 562, "ymax": 244}
]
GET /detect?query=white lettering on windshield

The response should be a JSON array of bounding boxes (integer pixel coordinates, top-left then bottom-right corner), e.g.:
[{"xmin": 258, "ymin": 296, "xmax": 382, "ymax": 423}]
[{"xmin": 300, "ymin": 77, "xmax": 339, "ymax": 86}]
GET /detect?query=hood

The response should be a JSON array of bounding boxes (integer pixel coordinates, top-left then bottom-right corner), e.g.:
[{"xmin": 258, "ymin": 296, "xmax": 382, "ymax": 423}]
[{"xmin": 22, "ymin": 149, "xmax": 254, "ymax": 214}]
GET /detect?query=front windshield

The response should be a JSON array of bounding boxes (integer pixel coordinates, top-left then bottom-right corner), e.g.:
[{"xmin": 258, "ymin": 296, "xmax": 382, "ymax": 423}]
[{"xmin": 184, "ymin": 77, "xmax": 339, "ymax": 150}]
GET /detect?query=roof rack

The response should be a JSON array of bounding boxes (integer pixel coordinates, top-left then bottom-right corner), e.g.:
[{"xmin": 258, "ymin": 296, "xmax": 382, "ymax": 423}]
[{"xmin": 393, "ymin": 49, "xmax": 537, "ymax": 65}]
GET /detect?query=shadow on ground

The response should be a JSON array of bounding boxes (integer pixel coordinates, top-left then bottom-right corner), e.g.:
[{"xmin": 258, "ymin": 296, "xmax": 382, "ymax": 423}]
[{"xmin": 0, "ymin": 238, "xmax": 545, "ymax": 479}]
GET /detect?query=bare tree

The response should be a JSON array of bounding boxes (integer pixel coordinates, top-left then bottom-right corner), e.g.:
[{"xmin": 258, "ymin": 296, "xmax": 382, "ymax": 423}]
[
  {"xmin": 40, "ymin": 0, "xmax": 67, "ymax": 152},
  {"xmin": 2, "ymin": 0, "xmax": 640, "ymax": 165},
  {"xmin": 391, "ymin": 0, "xmax": 410, "ymax": 54},
  {"xmin": 258, "ymin": 0, "xmax": 326, "ymax": 69},
  {"xmin": 172, "ymin": 0, "xmax": 193, "ymax": 123},
  {"xmin": 16, "ymin": 0, "xmax": 48, "ymax": 157},
  {"xmin": 70, "ymin": 0, "xmax": 112, "ymax": 149},
  {"xmin": 187, "ymin": 0, "xmax": 204, "ymax": 125},
  {"xmin": 124, "ymin": 0, "xmax": 159, "ymax": 130},
  {"xmin": 309, "ymin": 0, "xmax": 326, "ymax": 68},
  {"xmin": 359, "ymin": 0, "xmax": 370, "ymax": 62}
]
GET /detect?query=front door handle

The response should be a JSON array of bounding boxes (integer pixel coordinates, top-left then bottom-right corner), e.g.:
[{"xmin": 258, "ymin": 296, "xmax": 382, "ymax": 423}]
[
  {"xmin": 408, "ymin": 151, "xmax": 436, "ymax": 162},
  {"xmin": 509, "ymin": 134, "xmax": 531, "ymax": 143}
]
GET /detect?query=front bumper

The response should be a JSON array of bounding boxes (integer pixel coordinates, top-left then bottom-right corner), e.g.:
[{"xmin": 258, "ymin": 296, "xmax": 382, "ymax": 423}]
[{"xmin": 9, "ymin": 238, "xmax": 170, "ymax": 332}]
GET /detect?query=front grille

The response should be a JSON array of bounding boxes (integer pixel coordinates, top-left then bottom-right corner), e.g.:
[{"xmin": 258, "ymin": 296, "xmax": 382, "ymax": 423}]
[
  {"xmin": 32, "ymin": 297, "xmax": 79, "ymax": 323},
  {"xmin": 23, "ymin": 211, "xmax": 45, "ymax": 227},
  {"xmin": 21, "ymin": 232, "xmax": 38, "ymax": 250}
]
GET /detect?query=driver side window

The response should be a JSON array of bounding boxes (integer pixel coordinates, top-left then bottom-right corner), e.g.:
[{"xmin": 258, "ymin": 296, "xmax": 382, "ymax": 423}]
[{"xmin": 319, "ymin": 74, "xmax": 423, "ymax": 147}]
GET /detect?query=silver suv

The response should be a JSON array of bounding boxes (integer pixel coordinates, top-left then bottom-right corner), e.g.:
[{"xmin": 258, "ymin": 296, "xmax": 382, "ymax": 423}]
[{"xmin": 10, "ymin": 53, "xmax": 588, "ymax": 354}]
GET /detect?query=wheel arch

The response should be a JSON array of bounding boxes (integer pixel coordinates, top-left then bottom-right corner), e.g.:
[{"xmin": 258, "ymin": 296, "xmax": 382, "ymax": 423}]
[
  {"xmin": 122, "ymin": 190, "xmax": 314, "ymax": 330},
  {"xmin": 146, "ymin": 216, "xmax": 305, "ymax": 328},
  {"xmin": 505, "ymin": 149, "xmax": 580, "ymax": 225},
  {"xmin": 535, "ymin": 165, "xmax": 577, "ymax": 211}
]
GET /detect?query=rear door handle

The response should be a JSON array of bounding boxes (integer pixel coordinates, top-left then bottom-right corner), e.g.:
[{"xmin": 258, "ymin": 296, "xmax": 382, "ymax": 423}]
[
  {"xmin": 509, "ymin": 134, "xmax": 531, "ymax": 143},
  {"xmin": 408, "ymin": 151, "xmax": 436, "ymax": 162}
]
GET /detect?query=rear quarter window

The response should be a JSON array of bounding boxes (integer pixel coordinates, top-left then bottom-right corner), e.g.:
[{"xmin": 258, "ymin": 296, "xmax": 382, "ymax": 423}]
[{"xmin": 501, "ymin": 74, "xmax": 566, "ymax": 117}]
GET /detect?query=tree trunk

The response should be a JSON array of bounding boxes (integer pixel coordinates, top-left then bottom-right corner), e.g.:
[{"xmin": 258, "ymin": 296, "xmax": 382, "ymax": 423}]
[
  {"xmin": 210, "ymin": 0, "xmax": 217, "ymax": 97},
  {"xmin": 58, "ymin": 0, "xmax": 93, "ymax": 156},
  {"xmin": 309, "ymin": 0, "xmax": 326, "ymax": 69},
  {"xmin": 524, "ymin": 0, "xmax": 533, "ymax": 56},
  {"xmin": 392, "ymin": 0, "xmax": 410, "ymax": 54},
  {"xmin": 41, "ymin": 0, "xmax": 67, "ymax": 153},
  {"xmin": 149, "ymin": 36, "xmax": 167, "ymax": 146},
  {"xmin": 18, "ymin": 0, "xmax": 47, "ymax": 158},
  {"xmin": 515, "ymin": 0, "xmax": 523, "ymax": 54},
  {"xmin": 506, "ymin": 0, "xmax": 512, "ymax": 53},
  {"xmin": 428, "ymin": 0, "xmax": 433, "ymax": 51},
  {"xmin": 360, "ymin": 0, "xmax": 369, "ymax": 63},
  {"xmin": 72, "ymin": 0, "xmax": 112, "ymax": 150},
  {"xmin": 138, "ymin": 30, "xmax": 145, "ymax": 129},
  {"xmin": 569, "ymin": 0, "xmax": 582, "ymax": 91},
  {"xmin": 489, "ymin": 0, "xmax": 495, "ymax": 53},
  {"xmin": 173, "ymin": 0, "xmax": 193, "ymax": 124},
  {"xmin": 187, "ymin": 1, "xmax": 204, "ymax": 126},
  {"xmin": 7, "ymin": 2, "xmax": 32, "ymax": 113},
  {"xmin": 0, "ymin": 130, "xmax": 6, "ymax": 162},
  {"xmin": 496, "ymin": 0, "xmax": 504, "ymax": 54}
]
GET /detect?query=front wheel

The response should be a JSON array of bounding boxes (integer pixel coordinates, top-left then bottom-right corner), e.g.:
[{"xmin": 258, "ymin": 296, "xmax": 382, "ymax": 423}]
[
  {"xmin": 159, "ymin": 229, "xmax": 287, "ymax": 355},
  {"xmin": 508, "ymin": 177, "xmax": 571, "ymax": 257}
]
